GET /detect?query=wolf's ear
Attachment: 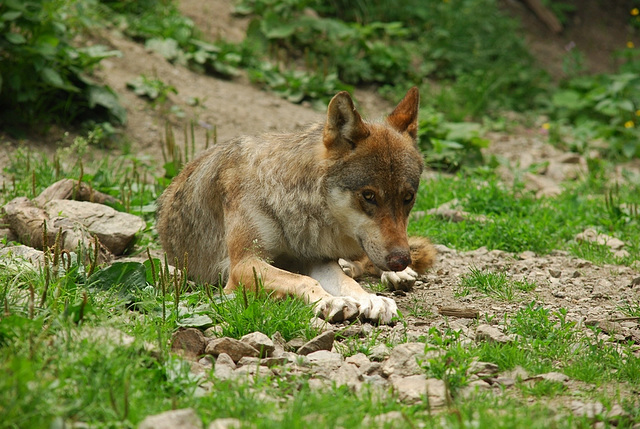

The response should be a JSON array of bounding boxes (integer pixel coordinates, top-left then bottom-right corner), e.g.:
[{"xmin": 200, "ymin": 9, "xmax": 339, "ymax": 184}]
[
  {"xmin": 387, "ymin": 87, "xmax": 420, "ymax": 139},
  {"xmin": 324, "ymin": 91, "xmax": 369, "ymax": 150}
]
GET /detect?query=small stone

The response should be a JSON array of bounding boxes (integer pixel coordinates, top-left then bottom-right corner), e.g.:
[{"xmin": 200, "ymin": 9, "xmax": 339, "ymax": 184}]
[
  {"xmin": 570, "ymin": 400, "xmax": 605, "ymax": 419},
  {"xmin": 475, "ymin": 324, "xmax": 513, "ymax": 344},
  {"xmin": 285, "ymin": 337, "xmax": 306, "ymax": 352},
  {"xmin": 468, "ymin": 361, "xmax": 499, "ymax": 377},
  {"xmin": 139, "ymin": 408, "xmax": 202, "ymax": 429},
  {"xmin": 205, "ymin": 337, "xmax": 259, "ymax": 363},
  {"xmin": 331, "ymin": 362, "xmax": 362, "ymax": 390},
  {"xmin": 537, "ymin": 372, "xmax": 569, "ymax": 383},
  {"xmin": 261, "ymin": 357, "xmax": 289, "ymax": 367},
  {"xmin": 345, "ymin": 353, "xmax": 371, "ymax": 368},
  {"xmin": 297, "ymin": 330, "xmax": 335, "ymax": 356},
  {"xmin": 171, "ymin": 328, "xmax": 207, "ymax": 361},
  {"xmin": 240, "ymin": 332, "xmax": 275, "ymax": 358},
  {"xmin": 306, "ymin": 350, "xmax": 343, "ymax": 368},
  {"xmin": 518, "ymin": 251, "xmax": 536, "ymax": 260},
  {"xmin": 390, "ymin": 375, "xmax": 446, "ymax": 406},
  {"xmin": 381, "ymin": 343, "xmax": 427, "ymax": 377},
  {"xmin": 208, "ymin": 418, "xmax": 242, "ymax": 429},
  {"xmin": 237, "ymin": 356, "xmax": 261, "ymax": 366},
  {"xmin": 549, "ymin": 269, "xmax": 562, "ymax": 278},
  {"xmin": 368, "ymin": 343, "xmax": 390, "ymax": 361}
]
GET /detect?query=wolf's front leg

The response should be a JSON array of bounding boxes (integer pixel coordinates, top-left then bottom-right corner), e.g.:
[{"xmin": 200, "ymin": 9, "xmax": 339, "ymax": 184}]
[{"xmin": 306, "ymin": 261, "xmax": 398, "ymax": 324}]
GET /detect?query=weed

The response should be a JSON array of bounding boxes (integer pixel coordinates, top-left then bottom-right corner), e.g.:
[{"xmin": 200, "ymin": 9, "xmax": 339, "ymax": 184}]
[
  {"xmin": 458, "ymin": 267, "xmax": 516, "ymax": 301},
  {"xmin": 518, "ymin": 379, "xmax": 567, "ymax": 398},
  {"xmin": 0, "ymin": 0, "xmax": 125, "ymax": 132},
  {"xmin": 208, "ymin": 285, "xmax": 319, "ymax": 342}
]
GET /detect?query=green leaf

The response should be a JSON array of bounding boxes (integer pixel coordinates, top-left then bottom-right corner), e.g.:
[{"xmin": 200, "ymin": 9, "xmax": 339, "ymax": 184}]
[
  {"xmin": 177, "ymin": 314, "xmax": 214, "ymax": 328},
  {"xmin": 143, "ymin": 258, "xmax": 162, "ymax": 285},
  {"xmin": 1, "ymin": 11, "xmax": 22, "ymax": 21},
  {"xmin": 145, "ymin": 38, "xmax": 180, "ymax": 61},
  {"xmin": 40, "ymin": 67, "xmax": 66, "ymax": 88},
  {"xmin": 87, "ymin": 85, "xmax": 127, "ymax": 124},
  {"xmin": 552, "ymin": 90, "xmax": 588, "ymax": 110},
  {"xmin": 87, "ymin": 262, "xmax": 148, "ymax": 293},
  {"xmin": 5, "ymin": 32, "xmax": 26, "ymax": 44}
]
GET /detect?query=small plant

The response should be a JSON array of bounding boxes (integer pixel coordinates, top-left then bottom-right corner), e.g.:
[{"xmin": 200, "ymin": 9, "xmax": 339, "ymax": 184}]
[
  {"xmin": 127, "ymin": 75, "xmax": 178, "ymax": 108},
  {"xmin": 458, "ymin": 267, "xmax": 515, "ymax": 301},
  {"xmin": 0, "ymin": 0, "xmax": 126, "ymax": 132},
  {"xmin": 208, "ymin": 282, "xmax": 319, "ymax": 342},
  {"xmin": 518, "ymin": 379, "xmax": 567, "ymax": 398}
]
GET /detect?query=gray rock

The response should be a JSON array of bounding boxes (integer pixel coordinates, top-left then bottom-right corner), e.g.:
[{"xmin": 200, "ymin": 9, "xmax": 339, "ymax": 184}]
[
  {"xmin": 138, "ymin": 408, "xmax": 202, "ymax": 429},
  {"xmin": 207, "ymin": 417, "xmax": 242, "ymax": 429},
  {"xmin": 381, "ymin": 342, "xmax": 427, "ymax": 377},
  {"xmin": 390, "ymin": 375, "xmax": 446, "ymax": 406},
  {"xmin": 44, "ymin": 199, "xmax": 146, "ymax": 255},
  {"xmin": 0, "ymin": 245, "xmax": 45, "ymax": 266},
  {"xmin": 306, "ymin": 350, "xmax": 343, "ymax": 370},
  {"xmin": 345, "ymin": 352, "xmax": 371, "ymax": 368},
  {"xmin": 171, "ymin": 328, "xmax": 207, "ymax": 360},
  {"xmin": 240, "ymin": 332, "xmax": 275, "ymax": 358},
  {"xmin": 536, "ymin": 371, "xmax": 569, "ymax": 383},
  {"xmin": 297, "ymin": 330, "xmax": 335, "ymax": 356},
  {"xmin": 207, "ymin": 418, "xmax": 242, "ymax": 429},
  {"xmin": 475, "ymin": 324, "xmax": 513, "ymax": 343},
  {"xmin": 368, "ymin": 343, "xmax": 391, "ymax": 361},
  {"xmin": 213, "ymin": 353, "xmax": 236, "ymax": 380},
  {"xmin": 206, "ymin": 337, "xmax": 259, "ymax": 363},
  {"xmin": 331, "ymin": 362, "xmax": 361, "ymax": 390}
]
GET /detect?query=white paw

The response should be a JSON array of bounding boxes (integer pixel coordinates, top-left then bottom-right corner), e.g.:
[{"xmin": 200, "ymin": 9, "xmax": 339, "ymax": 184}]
[
  {"xmin": 338, "ymin": 258, "xmax": 357, "ymax": 278},
  {"xmin": 315, "ymin": 296, "xmax": 361, "ymax": 322},
  {"xmin": 381, "ymin": 267, "xmax": 418, "ymax": 291},
  {"xmin": 357, "ymin": 294, "xmax": 398, "ymax": 324}
]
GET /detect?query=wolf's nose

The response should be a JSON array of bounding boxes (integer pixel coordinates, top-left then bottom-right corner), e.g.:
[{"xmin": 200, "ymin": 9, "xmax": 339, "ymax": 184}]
[{"xmin": 386, "ymin": 250, "xmax": 411, "ymax": 272}]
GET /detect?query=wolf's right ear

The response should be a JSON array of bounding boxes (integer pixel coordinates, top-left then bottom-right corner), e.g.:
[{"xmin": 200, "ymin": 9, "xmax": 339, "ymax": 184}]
[
  {"xmin": 387, "ymin": 87, "xmax": 420, "ymax": 139},
  {"xmin": 323, "ymin": 91, "xmax": 369, "ymax": 151}
]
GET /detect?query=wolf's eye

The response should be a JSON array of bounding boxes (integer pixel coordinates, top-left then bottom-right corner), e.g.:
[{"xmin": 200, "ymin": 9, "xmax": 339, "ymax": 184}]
[
  {"xmin": 404, "ymin": 192, "xmax": 414, "ymax": 204},
  {"xmin": 362, "ymin": 190, "xmax": 376, "ymax": 204}
]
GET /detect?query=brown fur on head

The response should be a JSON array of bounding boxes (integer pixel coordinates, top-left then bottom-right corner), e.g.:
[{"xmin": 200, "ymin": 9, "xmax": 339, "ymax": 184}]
[{"xmin": 322, "ymin": 87, "xmax": 424, "ymax": 273}]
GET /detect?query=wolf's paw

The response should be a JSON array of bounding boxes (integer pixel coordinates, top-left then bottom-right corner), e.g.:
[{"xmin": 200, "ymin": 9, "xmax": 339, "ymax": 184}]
[
  {"xmin": 357, "ymin": 294, "xmax": 398, "ymax": 324},
  {"xmin": 315, "ymin": 296, "xmax": 361, "ymax": 323},
  {"xmin": 381, "ymin": 267, "xmax": 418, "ymax": 291},
  {"xmin": 338, "ymin": 258, "xmax": 357, "ymax": 278}
]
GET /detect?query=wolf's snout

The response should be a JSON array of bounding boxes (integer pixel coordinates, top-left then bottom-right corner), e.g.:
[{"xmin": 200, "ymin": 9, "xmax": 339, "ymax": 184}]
[{"xmin": 386, "ymin": 250, "xmax": 411, "ymax": 272}]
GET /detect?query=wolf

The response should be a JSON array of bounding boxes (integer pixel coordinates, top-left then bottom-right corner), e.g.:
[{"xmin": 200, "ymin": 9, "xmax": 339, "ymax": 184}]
[{"xmin": 156, "ymin": 87, "xmax": 436, "ymax": 324}]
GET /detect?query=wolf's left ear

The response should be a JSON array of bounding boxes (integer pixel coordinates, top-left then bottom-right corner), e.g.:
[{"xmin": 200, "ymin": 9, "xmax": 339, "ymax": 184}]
[
  {"xmin": 387, "ymin": 87, "xmax": 420, "ymax": 139},
  {"xmin": 324, "ymin": 91, "xmax": 370, "ymax": 150}
]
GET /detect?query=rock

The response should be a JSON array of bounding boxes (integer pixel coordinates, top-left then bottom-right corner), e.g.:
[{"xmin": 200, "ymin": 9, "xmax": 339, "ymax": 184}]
[
  {"xmin": 207, "ymin": 418, "xmax": 242, "ymax": 429},
  {"xmin": 237, "ymin": 356, "xmax": 261, "ymax": 366},
  {"xmin": 475, "ymin": 324, "xmax": 513, "ymax": 344},
  {"xmin": 44, "ymin": 199, "xmax": 146, "ymax": 255},
  {"xmin": 345, "ymin": 352, "xmax": 371, "ymax": 368},
  {"xmin": 240, "ymin": 332, "xmax": 275, "ymax": 358},
  {"xmin": 207, "ymin": 417, "xmax": 242, "ymax": 429},
  {"xmin": 205, "ymin": 337, "xmax": 260, "ymax": 363},
  {"xmin": 0, "ymin": 245, "xmax": 45, "ymax": 266},
  {"xmin": 390, "ymin": 375, "xmax": 446, "ymax": 406},
  {"xmin": 171, "ymin": 328, "xmax": 207, "ymax": 360},
  {"xmin": 468, "ymin": 361, "xmax": 499, "ymax": 377},
  {"xmin": 548, "ymin": 269, "xmax": 562, "ymax": 278},
  {"xmin": 570, "ymin": 400, "xmax": 605, "ymax": 419},
  {"xmin": 3, "ymin": 197, "xmax": 50, "ymax": 248},
  {"xmin": 34, "ymin": 179, "xmax": 117, "ymax": 206},
  {"xmin": 331, "ymin": 362, "xmax": 361, "ymax": 390},
  {"xmin": 139, "ymin": 408, "xmax": 202, "ymax": 429},
  {"xmin": 306, "ymin": 350, "xmax": 343, "ymax": 369},
  {"xmin": 536, "ymin": 371, "xmax": 569, "ymax": 383},
  {"xmin": 297, "ymin": 330, "xmax": 335, "ymax": 356},
  {"xmin": 213, "ymin": 353, "xmax": 236, "ymax": 380},
  {"xmin": 368, "ymin": 343, "xmax": 390, "ymax": 361},
  {"xmin": 381, "ymin": 342, "xmax": 427, "ymax": 377},
  {"xmin": 285, "ymin": 337, "xmax": 306, "ymax": 352},
  {"xmin": 575, "ymin": 228, "xmax": 625, "ymax": 251}
]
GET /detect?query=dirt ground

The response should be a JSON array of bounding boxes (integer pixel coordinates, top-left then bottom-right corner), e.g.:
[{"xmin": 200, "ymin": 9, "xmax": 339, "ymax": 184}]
[{"xmin": 1, "ymin": 0, "xmax": 639, "ymax": 347}]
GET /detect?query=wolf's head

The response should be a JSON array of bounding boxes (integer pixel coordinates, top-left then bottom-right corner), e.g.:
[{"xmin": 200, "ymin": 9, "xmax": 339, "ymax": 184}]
[{"xmin": 323, "ymin": 88, "xmax": 423, "ymax": 272}]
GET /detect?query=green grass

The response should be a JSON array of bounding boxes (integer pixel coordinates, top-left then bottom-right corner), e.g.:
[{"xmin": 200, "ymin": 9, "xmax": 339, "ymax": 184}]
[
  {"xmin": 457, "ymin": 268, "xmax": 517, "ymax": 301},
  {"xmin": 409, "ymin": 170, "xmax": 640, "ymax": 266}
]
